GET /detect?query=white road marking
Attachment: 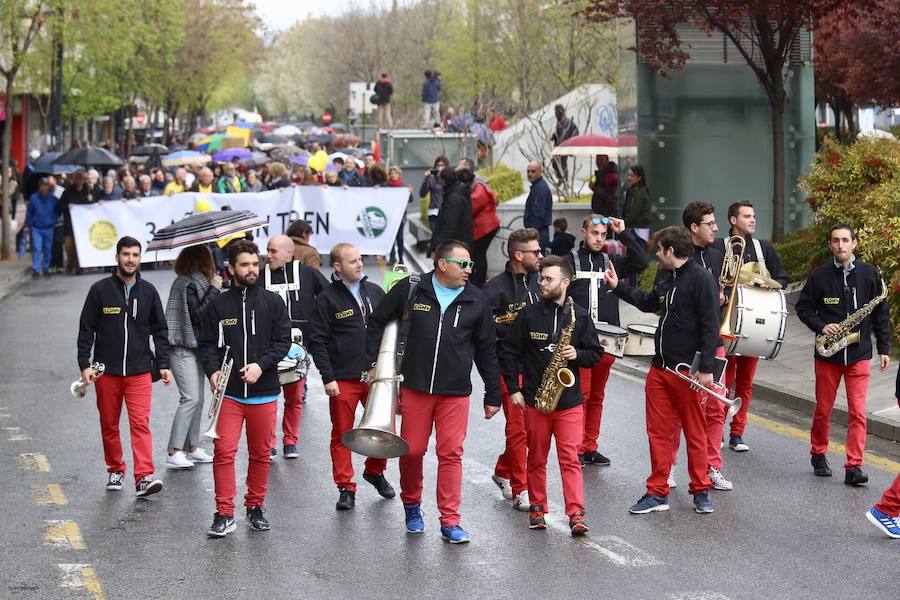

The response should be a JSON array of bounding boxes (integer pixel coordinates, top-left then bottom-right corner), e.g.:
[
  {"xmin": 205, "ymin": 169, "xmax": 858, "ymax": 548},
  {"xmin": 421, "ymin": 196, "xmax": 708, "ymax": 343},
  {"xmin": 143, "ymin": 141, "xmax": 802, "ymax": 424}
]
[
  {"xmin": 669, "ymin": 593, "xmax": 732, "ymax": 600},
  {"xmin": 58, "ymin": 564, "xmax": 106, "ymax": 600},
  {"xmin": 17, "ymin": 452, "xmax": 51, "ymax": 472},
  {"xmin": 3, "ymin": 426, "xmax": 31, "ymax": 441},
  {"xmin": 43, "ymin": 520, "xmax": 87, "ymax": 550}
]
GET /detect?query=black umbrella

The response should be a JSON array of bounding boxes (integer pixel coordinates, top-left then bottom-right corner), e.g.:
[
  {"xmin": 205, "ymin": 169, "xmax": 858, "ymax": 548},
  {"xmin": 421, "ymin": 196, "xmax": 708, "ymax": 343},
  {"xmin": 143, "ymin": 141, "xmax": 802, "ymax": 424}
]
[
  {"xmin": 307, "ymin": 133, "xmax": 336, "ymax": 145},
  {"xmin": 259, "ymin": 133, "xmax": 290, "ymax": 145},
  {"xmin": 53, "ymin": 147, "xmax": 125, "ymax": 168},
  {"xmin": 146, "ymin": 210, "xmax": 267, "ymax": 251},
  {"xmin": 331, "ymin": 123, "xmax": 348, "ymax": 132},
  {"xmin": 130, "ymin": 143, "xmax": 169, "ymax": 156},
  {"xmin": 31, "ymin": 152, "xmax": 78, "ymax": 174},
  {"xmin": 294, "ymin": 121, "xmax": 316, "ymax": 129}
]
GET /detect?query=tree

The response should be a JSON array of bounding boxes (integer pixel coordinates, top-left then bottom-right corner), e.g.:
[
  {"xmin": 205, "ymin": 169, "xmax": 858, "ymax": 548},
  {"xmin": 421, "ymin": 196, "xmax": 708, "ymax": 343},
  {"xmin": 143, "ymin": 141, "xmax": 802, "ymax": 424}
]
[
  {"xmin": 0, "ymin": 0, "xmax": 56, "ymax": 261},
  {"xmin": 581, "ymin": 0, "xmax": 872, "ymax": 242}
]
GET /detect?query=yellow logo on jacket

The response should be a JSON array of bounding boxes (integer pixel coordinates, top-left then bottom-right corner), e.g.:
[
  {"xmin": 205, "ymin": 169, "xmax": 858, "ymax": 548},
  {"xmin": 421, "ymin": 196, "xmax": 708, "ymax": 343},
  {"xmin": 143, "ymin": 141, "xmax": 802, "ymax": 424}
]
[
  {"xmin": 335, "ymin": 309, "xmax": 354, "ymax": 319},
  {"xmin": 102, "ymin": 306, "xmax": 121, "ymax": 315},
  {"xmin": 823, "ymin": 297, "xmax": 840, "ymax": 305},
  {"xmin": 221, "ymin": 318, "xmax": 238, "ymax": 326},
  {"xmin": 413, "ymin": 303, "xmax": 431, "ymax": 312},
  {"xmin": 508, "ymin": 302, "xmax": 526, "ymax": 312},
  {"xmin": 530, "ymin": 331, "xmax": 549, "ymax": 341}
]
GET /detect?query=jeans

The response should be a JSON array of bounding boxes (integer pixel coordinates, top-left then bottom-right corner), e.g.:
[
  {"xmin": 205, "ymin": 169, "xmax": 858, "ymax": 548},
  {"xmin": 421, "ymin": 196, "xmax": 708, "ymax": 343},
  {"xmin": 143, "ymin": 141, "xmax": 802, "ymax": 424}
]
[{"xmin": 30, "ymin": 227, "xmax": 53, "ymax": 273}]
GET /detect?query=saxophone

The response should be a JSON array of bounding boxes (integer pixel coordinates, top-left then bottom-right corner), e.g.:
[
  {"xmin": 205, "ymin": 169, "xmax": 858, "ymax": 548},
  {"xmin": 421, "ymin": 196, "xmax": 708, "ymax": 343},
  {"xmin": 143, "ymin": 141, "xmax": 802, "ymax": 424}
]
[
  {"xmin": 534, "ymin": 297, "xmax": 577, "ymax": 414},
  {"xmin": 815, "ymin": 273, "xmax": 888, "ymax": 358}
]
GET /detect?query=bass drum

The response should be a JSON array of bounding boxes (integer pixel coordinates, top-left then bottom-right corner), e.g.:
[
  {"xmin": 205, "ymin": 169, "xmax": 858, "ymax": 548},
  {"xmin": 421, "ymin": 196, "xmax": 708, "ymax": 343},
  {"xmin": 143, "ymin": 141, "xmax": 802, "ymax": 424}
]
[
  {"xmin": 724, "ymin": 286, "xmax": 787, "ymax": 360},
  {"xmin": 278, "ymin": 342, "xmax": 310, "ymax": 386},
  {"xmin": 624, "ymin": 324, "xmax": 657, "ymax": 356},
  {"xmin": 595, "ymin": 324, "xmax": 628, "ymax": 358}
]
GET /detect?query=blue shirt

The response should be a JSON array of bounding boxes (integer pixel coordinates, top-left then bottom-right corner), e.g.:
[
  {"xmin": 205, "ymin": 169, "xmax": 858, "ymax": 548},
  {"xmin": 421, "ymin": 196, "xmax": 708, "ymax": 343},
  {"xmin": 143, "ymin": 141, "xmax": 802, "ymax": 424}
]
[
  {"xmin": 344, "ymin": 280, "xmax": 363, "ymax": 308},
  {"xmin": 24, "ymin": 192, "xmax": 61, "ymax": 229},
  {"xmin": 432, "ymin": 274, "xmax": 464, "ymax": 313},
  {"xmin": 226, "ymin": 393, "xmax": 279, "ymax": 405},
  {"xmin": 834, "ymin": 254, "xmax": 856, "ymax": 286},
  {"xmin": 124, "ymin": 281, "xmax": 136, "ymax": 300}
]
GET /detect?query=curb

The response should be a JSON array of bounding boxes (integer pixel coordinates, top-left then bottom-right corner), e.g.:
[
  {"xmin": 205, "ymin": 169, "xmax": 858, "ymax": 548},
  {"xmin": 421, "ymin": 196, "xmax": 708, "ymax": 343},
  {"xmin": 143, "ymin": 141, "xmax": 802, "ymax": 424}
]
[
  {"xmin": 0, "ymin": 266, "xmax": 31, "ymax": 305},
  {"xmin": 610, "ymin": 357, "xmax": 900, "ymax": 445}
]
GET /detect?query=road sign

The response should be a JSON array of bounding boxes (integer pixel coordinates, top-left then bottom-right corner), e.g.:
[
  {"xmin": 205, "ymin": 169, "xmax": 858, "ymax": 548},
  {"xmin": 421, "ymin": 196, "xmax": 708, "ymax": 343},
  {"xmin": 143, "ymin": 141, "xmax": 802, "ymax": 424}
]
[{"xmin": 349, "ymin": 82, "xmax": 376, "ymax": 116}]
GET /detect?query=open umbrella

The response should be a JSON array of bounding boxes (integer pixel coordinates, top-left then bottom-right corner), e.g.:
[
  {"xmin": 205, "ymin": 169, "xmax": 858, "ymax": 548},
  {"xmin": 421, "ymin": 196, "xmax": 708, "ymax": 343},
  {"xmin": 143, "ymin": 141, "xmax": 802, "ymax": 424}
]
[
  {"xmin": 307, "ymin": 133, "xmax": 336, "ymax": 146},
  {"xmin": 330, "ymin": 123, "xmax": 348, "ymax": 132},
  {"xmin": 332, "ymin": 133, "xmax": 361, "ymax": 149},
  {"xmin": 550, "ymin": 134, "xmax": 637, "ymax": 158},
  {"xmin": 240, "ymin": 152, "xmax": 269, "ymax": 169},
  {"xmin": 259, "ymin": 133, "xmax": 290, "ymax": 145},
  {"xmin": 162, "ymin": 150, "xmax": 211, "ymax": 168},
  {"xmin": 212, "ymin": 148, "xmax": 253, "ymax": 162},
  {"xmin": 31, "ymin": 152, "xmax": 77, "ymax": 174},
  {"xmin": 269, "ymin": 145, "xmax": 306, "ymax": 163},
  {"xmin": 53, "ymin": 147, "xmax": 125, "ymax": 168},
  {"xmin": 130, "ymin": 143, "xmax": 169, "ymax": 156},
  {"xmin": 146, "ymin": 209, "xmax": 267, "ymax": 251},
  {"xmin": 274, "ymin": 125, "xmax": 302, "ymax": 136}
]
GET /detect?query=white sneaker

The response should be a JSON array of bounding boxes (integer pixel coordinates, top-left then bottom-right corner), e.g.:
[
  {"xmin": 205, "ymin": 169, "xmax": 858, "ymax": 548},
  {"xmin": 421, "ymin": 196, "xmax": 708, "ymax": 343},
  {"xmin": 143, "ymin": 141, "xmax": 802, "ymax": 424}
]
[
  {"xmin": 491, "ymin": 474, "xmax": 513, "ymax": 500},
  {"xmin": 512, "ymin": 491, "xmax": 530, "ymax": 512},
  {"xmin": 667, "ymin": 470, "xmax": 677, "ymax": 489},
  {"xmin": 709, "ymin": 468, "xmax": 733, "ymax": 491},
  {"xmin": 187, "ymin": 448, "xmax": 213, "ymax": 463},
  {"xmin": 166, "ymin": 450, "xmax": 194, "ymax": 469}
]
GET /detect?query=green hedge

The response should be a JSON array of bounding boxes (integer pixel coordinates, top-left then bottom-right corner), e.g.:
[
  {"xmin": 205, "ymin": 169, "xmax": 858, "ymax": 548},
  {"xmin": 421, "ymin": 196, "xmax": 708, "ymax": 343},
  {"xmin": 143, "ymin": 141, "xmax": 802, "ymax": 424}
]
[{"xmin": 478, "ymin": 163, "xmax": 524, "ymax": 204}]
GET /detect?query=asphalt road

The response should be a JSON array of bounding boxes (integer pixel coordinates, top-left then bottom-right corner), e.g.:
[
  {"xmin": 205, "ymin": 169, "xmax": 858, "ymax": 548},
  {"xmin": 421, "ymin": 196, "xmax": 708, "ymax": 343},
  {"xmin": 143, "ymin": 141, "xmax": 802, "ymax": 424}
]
[{"xmin": 2, "ymin": 262, "xmax": 899, "ymax": 600}]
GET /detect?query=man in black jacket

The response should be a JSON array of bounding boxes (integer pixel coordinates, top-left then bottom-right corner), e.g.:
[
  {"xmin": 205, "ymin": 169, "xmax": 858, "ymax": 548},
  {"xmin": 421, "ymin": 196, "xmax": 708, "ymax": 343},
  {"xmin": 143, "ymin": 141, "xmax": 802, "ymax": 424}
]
[
  {"xmin": 309, "ymin": 243, "xmax": 394, "ymax": 511},
  {"xmin": 796, "ymin": 224, "xmax": 890, "ymax": 486},
  {"xmin": 199, "ymin": 240, "xmax": 291, "ymax": 537},
  {"xmin": 713, "ymin": 200, "xmax": 789, "ymax": 453},
  {"xmin": 365, "ymin": 240, "xmax": 501, "ymax": 543},
  {"xmin": 264, "ymin": 234, "xmax": 328, "ymax": 460},
  {"xmin": 499, "ymin": 255, "xmax": 603, "ymax": 535},
  {"xmin": 373, "ymin": 72, "xmax": 394, "ymax": 129},
  {"xmin": 77, "ymin": 236, "xmax": 172, "ymax": 497},
  {"xmin": 608, "ymin": 226, "xmax": 720, "ymax": 516},
  {"xmin": 483, "ymin": 228, "xmax": 542, "ymax": 510},
  {"xmin": 566, "ymin": 214, "xmax": 648, "ymax": 468},
  {"xmin": 429, "ymin": 168, "xmax": 473, "ymax": 256}
]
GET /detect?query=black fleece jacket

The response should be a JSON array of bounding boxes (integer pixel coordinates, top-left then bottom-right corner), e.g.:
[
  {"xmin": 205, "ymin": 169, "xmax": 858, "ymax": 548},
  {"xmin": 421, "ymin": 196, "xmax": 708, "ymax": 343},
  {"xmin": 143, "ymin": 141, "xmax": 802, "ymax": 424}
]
[{"xmin": 482, "ymin": 262, "xmax": 540, "ymax": 342}]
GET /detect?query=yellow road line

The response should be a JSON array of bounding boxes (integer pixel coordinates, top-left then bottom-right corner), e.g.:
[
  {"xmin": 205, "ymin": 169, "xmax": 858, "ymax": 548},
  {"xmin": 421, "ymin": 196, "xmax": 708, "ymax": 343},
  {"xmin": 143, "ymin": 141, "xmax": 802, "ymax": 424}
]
[
  {"xmin": 58, "ymin": 564, "xmax": 106, "ymax": 600},
  {"xmin": 43, "ymin": 520, "xmax": 87, "ymax": 550},
  {"xmin": 17, "ymin": 452, "xmax": 51, "ymax": 472},
  {"xmin": 611, "ymin": 369, "xmax": 900, "ymax": 475},
  {"xmin": 32, "ymin": 483, "xmax": 68, "ymax": 505}
]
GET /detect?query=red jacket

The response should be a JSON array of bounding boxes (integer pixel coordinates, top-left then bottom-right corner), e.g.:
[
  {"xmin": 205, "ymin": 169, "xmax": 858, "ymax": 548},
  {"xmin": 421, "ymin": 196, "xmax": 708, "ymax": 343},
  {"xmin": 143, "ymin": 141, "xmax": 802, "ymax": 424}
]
[{"xmin": 471, "ymin": 180, "xmax": 499, "ymax": 240}]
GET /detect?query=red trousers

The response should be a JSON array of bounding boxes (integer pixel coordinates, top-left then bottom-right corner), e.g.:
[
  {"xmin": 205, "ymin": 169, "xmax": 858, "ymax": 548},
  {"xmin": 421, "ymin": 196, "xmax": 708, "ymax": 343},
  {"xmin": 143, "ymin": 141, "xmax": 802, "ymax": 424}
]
[
  {"xmin": 213, "ymin": 398, "xmax": 277, "ymax": 517},
  {"xmin": 95, "ymin": 373, "xmax": 154, "ymax": 486},
  {"xmin": 398, "ymin": 388, "xmax": 469, "ymax": 527},
  {"xmin": 329, "ymin": 379, "xmax": 387, "ymax": 491},
  {"xmin": 579, "ymin": 353, "xmax": 616, "ymax": 454},
  {"xmin": 280, "ymin": 378, "xmax": 304, "ymax": 445},
  {"xmin": 811, "ymin": 359, "xmax": 871, "ymax": 468},
  {"xmin": 671, "ymin": 346, "xmax": 727, "ymax": 470},
  {"xmin": 494, "ymin": 376, "xmax": 528, "ymax": 496},
  {"xmin": 525, "ymin": 404, "xmax": 585, "ymax": 516},
  {"xmin": 876, "ymin": 473, "xmax": 900, "ymax": 516},
  {"xmin": 645, "ymin": 366, "xmax": 710, "ymax": 496},
  {"xmin": 725, "ymin": 355, "xmax": 758, "ymax": 437}
]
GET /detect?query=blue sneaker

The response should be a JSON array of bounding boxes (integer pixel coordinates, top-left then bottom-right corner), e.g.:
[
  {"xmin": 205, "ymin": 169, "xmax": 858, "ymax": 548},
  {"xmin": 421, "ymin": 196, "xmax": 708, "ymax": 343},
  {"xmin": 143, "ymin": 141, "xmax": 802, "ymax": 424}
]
[
  {"xmin": 728, "ymin": 435, "xmax": 749, "ymax": 452},
  {"xmin": 440, "ymin": 524, "xmax": 470, "ymax": 544},
  {"xmin": 628, "ymin": 493, "xmax": 669, "ymax": 514},
  {"xmin": 866, "ymin": 507, "xmax": 900, "ymax": 539},
  {"xmin": 404, "ymin": 503, "xmax": 425, "ymax": 533},
  {"xmin": 693, "ymin": 491, "xmax": 714, "ymax": 514}
]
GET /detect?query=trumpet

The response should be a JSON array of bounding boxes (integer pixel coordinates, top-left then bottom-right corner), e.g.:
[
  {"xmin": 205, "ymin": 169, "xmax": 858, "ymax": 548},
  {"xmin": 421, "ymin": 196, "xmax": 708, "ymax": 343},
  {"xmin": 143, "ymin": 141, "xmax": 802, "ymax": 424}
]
[
  {"xmin": 70, "ymin": 362, "xmax": 105, "ymax": 397},
  {"xmin": 665, "ymin": 362, "xmax": 742, "ymax": 417},
  {"xmin": 203, "ymin": 346, "xmax": 233, "ymax": 439}
]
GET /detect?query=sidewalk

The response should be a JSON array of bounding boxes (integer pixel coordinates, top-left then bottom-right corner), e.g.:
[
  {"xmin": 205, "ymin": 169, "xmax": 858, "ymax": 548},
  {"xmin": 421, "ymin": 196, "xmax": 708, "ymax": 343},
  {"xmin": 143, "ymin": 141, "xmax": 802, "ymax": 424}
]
[
  {"xmin": 0, "ymin": 259, "xmax": 30, "ymax": 303},
  {"xmin": 403, "ymin": 239, "xmax": 900, "ymax": 443}
]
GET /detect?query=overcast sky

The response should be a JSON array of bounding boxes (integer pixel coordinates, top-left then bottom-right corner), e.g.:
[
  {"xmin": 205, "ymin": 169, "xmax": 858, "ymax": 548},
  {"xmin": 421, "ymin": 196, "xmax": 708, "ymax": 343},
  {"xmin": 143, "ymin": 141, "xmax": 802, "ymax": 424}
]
[{"xmin": 252, "ymin": 0, "xmax": 386, "ymax": 31}]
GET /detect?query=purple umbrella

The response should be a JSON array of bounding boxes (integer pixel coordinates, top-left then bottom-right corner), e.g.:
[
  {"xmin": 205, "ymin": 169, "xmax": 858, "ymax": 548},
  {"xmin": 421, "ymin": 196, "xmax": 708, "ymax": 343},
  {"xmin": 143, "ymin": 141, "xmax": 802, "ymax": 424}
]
[
  {"xmin": 291, "ymin": 155, "xmax": 309, "ymax": 166},
  {"xmin": 212, "ymin": 148, "xmax": 252, "ymax": 162}
]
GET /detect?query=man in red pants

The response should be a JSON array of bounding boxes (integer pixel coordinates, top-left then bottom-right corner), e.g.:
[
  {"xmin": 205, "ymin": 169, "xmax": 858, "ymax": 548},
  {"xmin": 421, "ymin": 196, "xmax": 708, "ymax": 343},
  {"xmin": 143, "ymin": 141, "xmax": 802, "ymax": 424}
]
[
  {"xmin": 796, "ymin": 224, "xmax": 890, "ymax": 486},
  {"xmin": 608, "ymin": 226, "xmax": 721, "ymax": 515},
  {"xmin": 200, "ymin": 240, "xmax": 291, "ymax": 537},
  {"xmin": 77, "ymin": 236, "xmax": 172, "ymax": 497},
  {"xmin": 264, "ymin": 234, "xmax": 328, "ymax": 460},
  {"xmin": 366, "ymin": 240, "xmax": 501, "ymax": 544},
  {"xmin": 483, "ymin": 227, "xmax": 542, "ymax": 511},
  {"xmin": 499, "ymin": 255, "xmax": 603, "ymax": 535},
  {"xmin": 565, "ymin": 214, "xmax": 647, "ymax": 467},
  {"xmin": 867, "ymin": 365, "xmax": 900, "ymax": 537},
  {"xmin": 309, "ymin": 242, "xmax": 395, "ymax": 511},
  {"xmin": 713, "ymin": 201, "xmax": 788, "ymax": 452}
]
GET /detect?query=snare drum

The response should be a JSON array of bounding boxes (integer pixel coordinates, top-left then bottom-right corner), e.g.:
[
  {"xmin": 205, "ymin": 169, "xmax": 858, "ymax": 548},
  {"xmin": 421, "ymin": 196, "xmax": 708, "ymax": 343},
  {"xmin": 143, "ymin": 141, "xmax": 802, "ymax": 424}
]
[
  {"xmin": 278, "ymin": 342, "xmax": 310, "ymax": 385},
  {"xmin": 595, "ymin": 324, "xmax": 628, "ymax": 358},
  {"xmin": 624, "ymin": 324, "xmax": 657, "ymax": 356},
  {"xmin": 724, "ymin": 286, "xmax": 787, "ymax": 360}
]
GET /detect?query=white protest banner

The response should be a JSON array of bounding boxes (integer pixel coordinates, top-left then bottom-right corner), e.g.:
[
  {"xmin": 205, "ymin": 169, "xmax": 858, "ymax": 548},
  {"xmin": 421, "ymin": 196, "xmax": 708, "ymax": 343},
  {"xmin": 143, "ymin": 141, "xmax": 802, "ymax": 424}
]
[{"xmin": 69, "ymin": 186, "xmax": 408, "ymax": 268}]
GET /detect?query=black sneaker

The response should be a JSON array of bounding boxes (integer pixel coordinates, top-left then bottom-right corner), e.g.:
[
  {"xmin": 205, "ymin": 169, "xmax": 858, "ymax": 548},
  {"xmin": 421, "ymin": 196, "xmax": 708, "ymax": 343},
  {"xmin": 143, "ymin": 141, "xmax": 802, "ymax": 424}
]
[
  {"xmin": 363, "ymin": 472, "xmax": 396, "ymax": 499},
  {"xmin": 845, "ymin": 466, "xmax": 869, "ymax": 486},
  {"xmin": 283, "ymin": 444, "xmax": 299, "ymax": 459},
  {"xmin": 269, "ymin": 448, "xmax": 276, "ymax": 460},
  {"xmin": 247, "ymin": 506, "xmax": 270, "ymax": 531},
  {"xmin": 578, "ymin": 454, "xmax": 586, "ymax": 469},
  {"xmin": 529, "ymin": 505, "xmax": 546, "ymax": 530},
  {"xmin": 811, "ymin": 454, "xmax": 832, "ymax": 477},
  {"xmin": 581, "ymin": 450, "xmax": 611, "ymax": 466},
  {"xmin": 336, "ymin": 487, "xmax": 355, "ymax": 510},
  {"xmin": 135, "ymin": 476, "xmax": 163, "ymax": 498},
  {"xmin": 106, "ymin": 472, "xmax": 124, "ymax": 491},
  {"xmin": 207, "ymin": 513, "xmax": 236, "ymax": 538},
  {"xmin": 43, "ymin": 271, "xmax": 51, "ymax": 278}
]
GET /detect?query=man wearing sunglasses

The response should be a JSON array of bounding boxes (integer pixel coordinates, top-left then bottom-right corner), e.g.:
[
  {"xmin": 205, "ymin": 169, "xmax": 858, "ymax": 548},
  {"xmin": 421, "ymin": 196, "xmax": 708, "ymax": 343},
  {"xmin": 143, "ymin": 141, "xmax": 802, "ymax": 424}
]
[
  {"xmin": 566, "ymin": 214, "xmax": 648, "ymax": 467},
  {"xmin": 366, "ymin": 239, "xmax": 501, "ymax": 544},
  {"xmin": 483, "ymin": 228, "xmax": 543, "ymax": 511}
]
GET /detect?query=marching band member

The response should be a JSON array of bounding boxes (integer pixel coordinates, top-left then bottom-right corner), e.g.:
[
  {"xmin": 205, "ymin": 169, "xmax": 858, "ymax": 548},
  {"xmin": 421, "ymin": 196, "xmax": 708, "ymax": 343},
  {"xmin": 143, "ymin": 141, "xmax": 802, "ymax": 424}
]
[
  {"xmin": 667, "ymin": 203, "xmax": 732, "ymax": 491},
  {"xmin": 608, "ymin": 226, "xmax": 720, "ymax": 515},
  {"xmin": 366, "ymin": 240, "xmax": 501, "ymax": 544},
  {"xmin": 795, "ymin": 224, "xmax": 890, "ymax": 486},
  {"xmin": 866, "ymin": 364, "xmax": 900, "ymax": 537},
  {"xmin": 713, "ymin": 201, "xmax": 788, "ymax": 452},
  {"xmin": 565, "ymin": 214, "xmax": 647, "ymax": 467},
  {"xmin": 309, "ymin": 243, "xmax": 395, "ymax": 511},
  {"xmin": 77, "ymin": 236, "xmax": 172, "ymax": 497},
  {"xmin": 199, "ymin": 240, "xmax": 291, "ymax": 537},
  {"xmin": 264, "ymin": 234, "xmax": 328, "ymax": 460},
  {"xmin": 482, "ymin": 227, "xmax": 542, "ymax": 511},
  {"xmin": 499, "ymin": 256, "xmax": 603, "ymax": 535}
]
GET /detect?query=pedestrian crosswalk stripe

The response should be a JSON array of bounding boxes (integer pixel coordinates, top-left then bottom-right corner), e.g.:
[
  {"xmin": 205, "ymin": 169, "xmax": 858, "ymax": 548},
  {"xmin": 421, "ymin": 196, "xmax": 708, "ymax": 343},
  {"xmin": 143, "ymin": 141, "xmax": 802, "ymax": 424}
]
[
  {"xmin": 17, "ymin": 452, "xmax": 51, "ymax": 472},
  {"xmin": 3, "ymin": 426, "xmax": 32, "ymax": 441},
  {"xmin": 32, "ymin": 483, "xmax": 68, "ymax": 505},
  {"xmin": 43, "ymin": 520, "xmax": 87, "ymax": 550}
]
